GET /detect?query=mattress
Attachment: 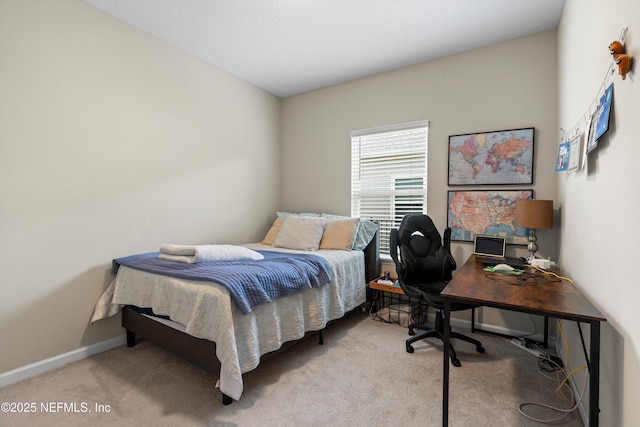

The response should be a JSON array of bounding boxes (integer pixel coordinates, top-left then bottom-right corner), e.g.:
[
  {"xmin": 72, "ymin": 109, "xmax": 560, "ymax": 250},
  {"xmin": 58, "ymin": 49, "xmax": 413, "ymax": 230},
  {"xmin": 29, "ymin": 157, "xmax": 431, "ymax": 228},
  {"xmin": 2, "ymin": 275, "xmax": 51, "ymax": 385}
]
[{"xmin": 91, "ymin": 244, "xmax": 366, "ymax": 401}]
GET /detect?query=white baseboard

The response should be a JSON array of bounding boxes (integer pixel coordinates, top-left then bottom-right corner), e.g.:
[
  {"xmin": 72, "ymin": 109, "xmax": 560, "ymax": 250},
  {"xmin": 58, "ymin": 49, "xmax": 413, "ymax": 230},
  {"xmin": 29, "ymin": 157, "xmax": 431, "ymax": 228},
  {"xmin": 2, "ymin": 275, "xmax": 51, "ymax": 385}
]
[
  {"xmin": 0, "ymin": 335, "xmax": 126, "ymax": 389},
  {"xmin": 432, "ymin": 312, "xmax": 548, "ymax": 344},
  {"xmin": 467, "ymin": 318, "xmax": 547, "ymax": 343}
]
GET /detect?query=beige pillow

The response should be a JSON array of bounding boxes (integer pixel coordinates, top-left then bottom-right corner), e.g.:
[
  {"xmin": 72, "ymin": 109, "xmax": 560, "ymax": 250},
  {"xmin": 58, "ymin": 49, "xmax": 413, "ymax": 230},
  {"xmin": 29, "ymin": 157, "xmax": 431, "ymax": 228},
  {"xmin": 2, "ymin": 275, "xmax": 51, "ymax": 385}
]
[
  {"xmin": 261, "ymin": 218, "xmax": 285, "ymax": 245},
  {"xmin": 320, "ymin": 218, "xmax": 360, "ymax": 250},
  {"xmin": 274, "ymin": 217, "xmax": 325, "ymax": 251}
]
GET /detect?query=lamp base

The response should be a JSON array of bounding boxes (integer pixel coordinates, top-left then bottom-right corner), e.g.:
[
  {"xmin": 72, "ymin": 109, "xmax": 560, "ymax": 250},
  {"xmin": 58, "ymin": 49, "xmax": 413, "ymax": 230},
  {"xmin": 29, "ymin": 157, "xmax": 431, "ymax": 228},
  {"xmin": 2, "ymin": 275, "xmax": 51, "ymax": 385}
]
[{"xmin": 526, "ymin": 229, "xmax": 538, "ymax": 263}]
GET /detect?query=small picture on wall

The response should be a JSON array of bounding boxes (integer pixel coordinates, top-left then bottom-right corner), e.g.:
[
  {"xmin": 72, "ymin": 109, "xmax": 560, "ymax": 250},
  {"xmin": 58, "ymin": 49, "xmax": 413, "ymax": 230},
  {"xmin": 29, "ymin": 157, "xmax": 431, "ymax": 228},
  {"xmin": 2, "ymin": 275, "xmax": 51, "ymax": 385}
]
[
  {"xmin": 593, "ymin": 82, "xmax": 614, "ymax": 143},
  {"xmin": 555, "ymin": 140, "xmax": 570, "ymax": 171},
  {"xmin": 567, "ymin": 130, "xmax": 583, "ymax": 173},
  {"xmin": 586, "ymin": 109, "xmax": 599, "ymax": 154},
  {"xmin": 586, "ymin": 82, "xmax": 614, "ymax": 155}
]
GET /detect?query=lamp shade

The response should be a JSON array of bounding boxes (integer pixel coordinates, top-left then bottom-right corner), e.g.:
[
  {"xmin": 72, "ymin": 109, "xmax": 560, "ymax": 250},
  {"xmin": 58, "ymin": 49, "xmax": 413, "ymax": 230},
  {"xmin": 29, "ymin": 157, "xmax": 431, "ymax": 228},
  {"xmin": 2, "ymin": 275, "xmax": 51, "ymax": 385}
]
[{"xmin": 515, "ymin": 200, "xmax": 553, "ymax": 229}]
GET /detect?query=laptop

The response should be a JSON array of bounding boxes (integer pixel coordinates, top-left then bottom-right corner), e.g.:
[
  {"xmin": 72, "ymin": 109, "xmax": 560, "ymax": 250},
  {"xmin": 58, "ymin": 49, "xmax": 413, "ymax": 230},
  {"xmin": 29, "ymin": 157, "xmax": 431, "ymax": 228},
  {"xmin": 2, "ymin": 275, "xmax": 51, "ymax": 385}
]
[{"xmin": 473, "ymin": 235, "xmax": 525, "ymax": 269}]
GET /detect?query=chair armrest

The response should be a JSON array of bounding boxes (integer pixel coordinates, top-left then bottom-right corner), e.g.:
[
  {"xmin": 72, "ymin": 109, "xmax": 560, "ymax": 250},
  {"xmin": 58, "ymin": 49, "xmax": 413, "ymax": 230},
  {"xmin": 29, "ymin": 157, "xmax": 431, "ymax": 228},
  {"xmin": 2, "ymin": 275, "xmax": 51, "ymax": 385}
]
[
  {"xmin": 442, "ymin": 227, "xmax": 457, "ymax": 272},
  {"xmin": 443, "ymin": 227, "xmax": 452, "ymax": 251},
  {"xmin": 389, "ymin": 229, "xmax": 403, "ymax": 276}
]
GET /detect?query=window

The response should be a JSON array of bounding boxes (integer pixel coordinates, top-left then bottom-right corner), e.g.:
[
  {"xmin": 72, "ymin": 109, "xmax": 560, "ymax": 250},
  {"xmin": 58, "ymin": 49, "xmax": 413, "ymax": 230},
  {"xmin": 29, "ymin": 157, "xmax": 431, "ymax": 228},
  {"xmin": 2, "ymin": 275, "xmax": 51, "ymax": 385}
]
[{"xmin": 350, "ymin": 121, "xmax": 428, "ymax": 256}]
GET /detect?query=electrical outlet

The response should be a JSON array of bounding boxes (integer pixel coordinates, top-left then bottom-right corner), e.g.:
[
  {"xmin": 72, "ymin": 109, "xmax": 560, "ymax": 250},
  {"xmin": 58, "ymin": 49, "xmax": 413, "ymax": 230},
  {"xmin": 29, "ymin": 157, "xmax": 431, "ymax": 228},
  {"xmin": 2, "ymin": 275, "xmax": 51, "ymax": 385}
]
[
  {"xmin": 510, "ymin": 338, "xmax": 544, "ymax": 358},
  {"xmin": 531, "ymin": 258, "xmax": 551, "ymax": 269}
]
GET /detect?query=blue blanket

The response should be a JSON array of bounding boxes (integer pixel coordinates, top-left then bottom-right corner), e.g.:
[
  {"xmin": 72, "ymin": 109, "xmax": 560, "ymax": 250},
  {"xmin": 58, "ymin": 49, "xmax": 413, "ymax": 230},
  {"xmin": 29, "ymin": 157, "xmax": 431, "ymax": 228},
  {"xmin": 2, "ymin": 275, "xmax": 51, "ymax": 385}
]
[{"xmin": 113, "ymin": 251, "xmax": 332, "ymax": 315}]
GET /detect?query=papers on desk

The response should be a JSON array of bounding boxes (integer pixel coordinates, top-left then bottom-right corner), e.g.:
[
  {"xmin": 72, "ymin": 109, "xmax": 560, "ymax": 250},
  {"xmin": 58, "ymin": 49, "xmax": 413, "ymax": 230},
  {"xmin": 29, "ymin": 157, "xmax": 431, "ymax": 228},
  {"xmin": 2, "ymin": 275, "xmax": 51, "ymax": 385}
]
[{"xmin": 483, "ymin": 266, "xmax": 524, "ymax": 275}]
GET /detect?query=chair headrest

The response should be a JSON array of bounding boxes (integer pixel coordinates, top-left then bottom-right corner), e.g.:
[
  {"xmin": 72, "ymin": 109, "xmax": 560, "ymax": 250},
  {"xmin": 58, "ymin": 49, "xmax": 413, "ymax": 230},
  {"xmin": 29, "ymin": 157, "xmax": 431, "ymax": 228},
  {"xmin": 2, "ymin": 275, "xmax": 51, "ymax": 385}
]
[
  {"xmin": 410, "ymin": 231, "xmax": 432, "ymax": 257},
  {"xmin": 398, "ymin": 214, "xmax": 443, "ymax": 257}
]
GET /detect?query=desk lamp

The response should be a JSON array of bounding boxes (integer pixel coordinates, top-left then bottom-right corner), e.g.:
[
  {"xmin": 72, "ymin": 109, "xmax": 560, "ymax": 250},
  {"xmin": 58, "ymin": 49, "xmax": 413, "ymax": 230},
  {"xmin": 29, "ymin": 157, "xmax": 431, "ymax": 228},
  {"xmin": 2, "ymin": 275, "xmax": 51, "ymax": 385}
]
[{"xmin": 515, "ymin": 200, "xmax": 553, "ymax": 262}]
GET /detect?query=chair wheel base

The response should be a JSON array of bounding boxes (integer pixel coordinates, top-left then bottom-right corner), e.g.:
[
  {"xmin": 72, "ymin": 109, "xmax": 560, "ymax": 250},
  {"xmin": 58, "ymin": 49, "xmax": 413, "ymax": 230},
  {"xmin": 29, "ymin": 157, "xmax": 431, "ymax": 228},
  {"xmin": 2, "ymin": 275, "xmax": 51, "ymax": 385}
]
[
  {"xmin": 477, "ymin": 346, "xmax": 485, "ymax": 354},
  {"xmin": 406, "ymin": 345, "xmax": 414, "ymax": 353},
  {"xmin": 451, "ymin": 358, "xmax": 461, "ymax": 367}
]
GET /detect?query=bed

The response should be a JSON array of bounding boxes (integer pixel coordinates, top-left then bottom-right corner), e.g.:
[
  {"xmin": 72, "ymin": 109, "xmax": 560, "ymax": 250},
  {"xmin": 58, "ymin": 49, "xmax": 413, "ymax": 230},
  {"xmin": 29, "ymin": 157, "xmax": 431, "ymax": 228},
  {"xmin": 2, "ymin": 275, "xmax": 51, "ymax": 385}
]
[{"xmin": 91, "ymin": 215, "xmax": 380, "ymax": 404}]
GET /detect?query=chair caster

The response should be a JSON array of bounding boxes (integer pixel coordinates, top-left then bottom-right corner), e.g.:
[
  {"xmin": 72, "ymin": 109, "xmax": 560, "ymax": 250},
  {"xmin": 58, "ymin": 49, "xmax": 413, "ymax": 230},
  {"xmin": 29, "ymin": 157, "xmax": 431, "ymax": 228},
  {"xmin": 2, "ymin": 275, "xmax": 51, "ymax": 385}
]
[
  {"xmin": 451, "ymin": 358, "xmax": 461, "ymax": 367},
  {"xmin": 406, "ymin": 345, "xmax": 415, "ymax": 353},
  {"xmin": 477, "ymin": 345, "xmax": 485, "ymax": 354},
  {"xmin": 408, "ymin": 328, "xmax": 415, "ymax": 336}
]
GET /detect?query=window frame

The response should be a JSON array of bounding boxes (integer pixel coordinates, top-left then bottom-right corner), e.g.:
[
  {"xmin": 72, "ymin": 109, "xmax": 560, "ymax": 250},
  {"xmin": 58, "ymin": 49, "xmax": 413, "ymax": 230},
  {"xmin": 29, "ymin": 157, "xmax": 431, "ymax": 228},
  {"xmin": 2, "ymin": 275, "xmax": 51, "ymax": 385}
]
[{"xmin": 350, "ymin": 120, "xmax": 429, "ymax": 259}]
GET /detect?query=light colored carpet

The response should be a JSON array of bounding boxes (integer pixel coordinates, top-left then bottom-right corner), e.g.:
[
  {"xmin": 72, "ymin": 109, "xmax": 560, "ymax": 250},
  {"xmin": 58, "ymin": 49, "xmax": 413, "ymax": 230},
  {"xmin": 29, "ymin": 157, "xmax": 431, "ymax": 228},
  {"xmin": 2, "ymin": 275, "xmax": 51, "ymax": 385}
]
[{"xmin": 0, "ymin": 311, "xmax": 583, "ymax": 426}]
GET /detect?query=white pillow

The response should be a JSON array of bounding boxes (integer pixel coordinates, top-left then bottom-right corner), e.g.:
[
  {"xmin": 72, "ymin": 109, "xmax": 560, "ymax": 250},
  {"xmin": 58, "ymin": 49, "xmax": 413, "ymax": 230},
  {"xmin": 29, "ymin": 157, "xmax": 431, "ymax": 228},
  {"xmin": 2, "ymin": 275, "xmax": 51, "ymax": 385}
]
[
  {"xmin": 274, "ymin": 217, "xmax": 326, "ymax": 251},
  {"xmin": 158, "ymin": 244, "xmax": 264, "ymax": 263}
]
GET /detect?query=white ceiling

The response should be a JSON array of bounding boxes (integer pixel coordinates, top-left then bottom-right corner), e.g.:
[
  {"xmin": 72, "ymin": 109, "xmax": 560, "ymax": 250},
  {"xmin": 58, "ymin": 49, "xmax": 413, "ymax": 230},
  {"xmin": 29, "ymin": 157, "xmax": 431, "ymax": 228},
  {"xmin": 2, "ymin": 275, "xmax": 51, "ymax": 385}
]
[{"xmin": 84, "ymin": 0, "xmax": 565, "ymax": 98}]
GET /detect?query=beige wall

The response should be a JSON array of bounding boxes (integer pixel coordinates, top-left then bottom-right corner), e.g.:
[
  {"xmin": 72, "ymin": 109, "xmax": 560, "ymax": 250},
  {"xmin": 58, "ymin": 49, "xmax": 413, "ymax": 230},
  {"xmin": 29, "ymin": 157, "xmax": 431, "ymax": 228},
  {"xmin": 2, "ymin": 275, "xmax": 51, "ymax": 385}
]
[
  {"xmin": 4, "ymin": 2, "xmax": 637, "ymax": 424},
  {"xmin": 0, "ymin": 0, "xmax": 281, "ymax": 373},
  {"xmin": 281, "ymin": 30, "xmax": 559, "ymax": 335},
  {"xmin": 557, "ymin": 1, "xmax": 640, "ymax": 425}
]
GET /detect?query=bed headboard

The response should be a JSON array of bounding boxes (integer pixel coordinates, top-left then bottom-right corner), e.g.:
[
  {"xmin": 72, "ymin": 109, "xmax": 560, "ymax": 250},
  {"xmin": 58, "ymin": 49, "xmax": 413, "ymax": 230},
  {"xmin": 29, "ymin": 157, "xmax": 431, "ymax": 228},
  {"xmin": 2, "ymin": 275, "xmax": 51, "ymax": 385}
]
[{"xmin": 363, "ymin": 225, "xmax": 380, "ymax": 283}]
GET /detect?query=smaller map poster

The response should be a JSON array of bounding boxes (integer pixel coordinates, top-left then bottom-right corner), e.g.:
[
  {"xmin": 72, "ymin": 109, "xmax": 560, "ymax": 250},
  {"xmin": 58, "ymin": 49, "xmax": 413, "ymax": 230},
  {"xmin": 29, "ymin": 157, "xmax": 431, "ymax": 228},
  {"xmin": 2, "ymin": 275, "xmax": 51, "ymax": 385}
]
[
  {"xmin": 448, "ymin": 128, "xmax": 534, "ymax": 185},
  {"xmin": 447, "ymin": 190, "xmax": 533, "ymax": 244}
]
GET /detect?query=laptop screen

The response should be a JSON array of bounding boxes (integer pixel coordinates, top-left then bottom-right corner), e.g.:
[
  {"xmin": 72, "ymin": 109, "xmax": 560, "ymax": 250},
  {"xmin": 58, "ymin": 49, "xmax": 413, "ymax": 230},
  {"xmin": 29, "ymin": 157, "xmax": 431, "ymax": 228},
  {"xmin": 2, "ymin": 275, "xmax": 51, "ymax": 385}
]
[{"xmin": 473, "ymin": 235, "xmax": 506, "ymax": 258}]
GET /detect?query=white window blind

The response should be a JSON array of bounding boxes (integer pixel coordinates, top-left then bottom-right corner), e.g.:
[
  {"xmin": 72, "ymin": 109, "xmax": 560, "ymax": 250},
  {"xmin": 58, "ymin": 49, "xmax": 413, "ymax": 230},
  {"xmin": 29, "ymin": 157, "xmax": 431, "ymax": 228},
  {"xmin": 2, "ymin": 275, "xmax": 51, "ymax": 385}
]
[{"xmin": 350, "ymin": 121, "xmax": 428, "ymax": 256}]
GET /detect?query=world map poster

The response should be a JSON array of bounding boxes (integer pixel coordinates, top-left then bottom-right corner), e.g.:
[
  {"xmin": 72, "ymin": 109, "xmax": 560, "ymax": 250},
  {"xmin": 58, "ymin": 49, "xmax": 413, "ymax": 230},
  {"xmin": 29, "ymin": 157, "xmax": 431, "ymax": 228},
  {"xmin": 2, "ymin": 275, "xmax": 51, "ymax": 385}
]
[
  {"xmin": 447, "ymin": 190, "xmax": 533, "ymax": 244},
  {"xmin": 448, "ymin": 128, "xmax": 534, "ymax": 185}
]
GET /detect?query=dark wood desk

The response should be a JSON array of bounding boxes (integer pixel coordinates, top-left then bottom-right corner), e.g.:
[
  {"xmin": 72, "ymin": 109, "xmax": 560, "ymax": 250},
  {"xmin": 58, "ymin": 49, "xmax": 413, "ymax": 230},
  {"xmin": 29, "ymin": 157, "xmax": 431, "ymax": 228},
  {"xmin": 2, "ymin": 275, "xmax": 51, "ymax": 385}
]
[{"xmin": 441, "ymin": 255, "xmax": 606, "ymax": 427}]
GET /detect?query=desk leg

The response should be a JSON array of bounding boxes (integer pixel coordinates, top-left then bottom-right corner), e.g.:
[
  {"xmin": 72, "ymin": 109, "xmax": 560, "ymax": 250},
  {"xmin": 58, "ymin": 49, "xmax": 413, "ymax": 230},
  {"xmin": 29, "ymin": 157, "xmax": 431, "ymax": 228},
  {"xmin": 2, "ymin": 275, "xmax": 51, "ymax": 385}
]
[
  {"xmin": 544, "ymin": 316, "xmax": 549, "ymax": 348},
  {"xmin": 443, "ymin": 300, "xmax": 451, "ymax": 426},
  {"xmin": 589, "ymin": 321, "xmax": 601, "ymax": 427}
]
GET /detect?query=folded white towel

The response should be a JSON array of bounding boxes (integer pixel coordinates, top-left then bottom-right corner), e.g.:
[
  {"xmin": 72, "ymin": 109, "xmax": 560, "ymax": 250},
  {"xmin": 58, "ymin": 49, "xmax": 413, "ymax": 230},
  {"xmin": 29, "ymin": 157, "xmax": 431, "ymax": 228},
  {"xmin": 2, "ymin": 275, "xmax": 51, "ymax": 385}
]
[
  {"xmin": 160, "ymin": 244, "xmax": 199, "ymax": 256},
  {"xmin": 158, "ymin": 244, "xmax": 264, "ymax": 263}
]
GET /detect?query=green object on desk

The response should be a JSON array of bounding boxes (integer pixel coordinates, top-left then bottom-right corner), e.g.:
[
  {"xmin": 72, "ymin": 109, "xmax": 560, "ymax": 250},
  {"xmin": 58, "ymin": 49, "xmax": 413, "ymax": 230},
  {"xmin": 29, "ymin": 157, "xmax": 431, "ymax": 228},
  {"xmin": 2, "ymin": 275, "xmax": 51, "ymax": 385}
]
[{"xmin": 483, "ymin": 266, "xmax": 524, "ymax": 275}]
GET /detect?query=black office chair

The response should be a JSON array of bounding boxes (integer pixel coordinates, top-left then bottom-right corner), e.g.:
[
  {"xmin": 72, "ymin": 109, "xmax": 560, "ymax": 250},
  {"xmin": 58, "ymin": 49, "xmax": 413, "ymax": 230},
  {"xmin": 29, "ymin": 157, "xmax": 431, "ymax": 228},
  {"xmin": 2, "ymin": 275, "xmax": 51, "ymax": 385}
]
[{"xmin": 390, "ymin": 213, "xmax": 484, "ymax": 367}]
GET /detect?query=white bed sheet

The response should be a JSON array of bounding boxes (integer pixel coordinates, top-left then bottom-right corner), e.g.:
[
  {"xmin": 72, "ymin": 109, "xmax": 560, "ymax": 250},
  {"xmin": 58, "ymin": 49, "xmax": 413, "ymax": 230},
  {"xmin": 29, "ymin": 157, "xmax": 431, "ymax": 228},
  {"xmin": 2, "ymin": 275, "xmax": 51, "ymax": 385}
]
[{"xmin": 91, "ymin": 244, "xmax": 366, "ymax": 401}]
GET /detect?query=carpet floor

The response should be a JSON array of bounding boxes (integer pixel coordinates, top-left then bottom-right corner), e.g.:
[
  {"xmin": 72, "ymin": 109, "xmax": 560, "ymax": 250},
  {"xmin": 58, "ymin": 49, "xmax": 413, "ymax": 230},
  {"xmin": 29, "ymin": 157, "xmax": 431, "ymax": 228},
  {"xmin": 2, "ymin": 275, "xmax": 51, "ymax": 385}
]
[{"xmin": 0, "ymin": 310, "xmax": 584, "ymax": 426}]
